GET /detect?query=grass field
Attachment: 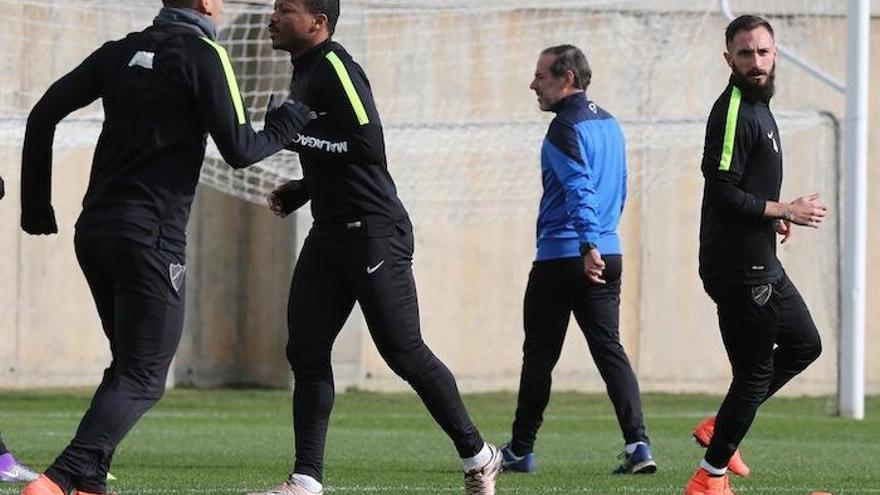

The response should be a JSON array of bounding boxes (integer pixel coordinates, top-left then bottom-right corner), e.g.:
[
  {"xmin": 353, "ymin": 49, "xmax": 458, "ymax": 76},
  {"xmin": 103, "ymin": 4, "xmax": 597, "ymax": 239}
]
[{"xmin": 0, "ymin": 389, "xmax": 877, "ymax": 494}]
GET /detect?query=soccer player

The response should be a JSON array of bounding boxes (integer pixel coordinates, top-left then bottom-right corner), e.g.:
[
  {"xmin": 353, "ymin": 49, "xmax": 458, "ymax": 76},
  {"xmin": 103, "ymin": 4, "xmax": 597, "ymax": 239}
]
[
  {"xmin": 684, "ymin": 15, "xmax": 826, "ymax": 495},
  {"xmin": 498, "ymin": 45, "xmax": 656, "ymax": 476},
  {"xmin": 0, "ymin": 434, "xmax": 39, "ymax": 484},
  {"xmin": 18, "ymin": 1, "xmax": 310, "ymax": 494},
  {"xmin": 247, "ymin": 1, "xmax": 501, "ymax": 494}
]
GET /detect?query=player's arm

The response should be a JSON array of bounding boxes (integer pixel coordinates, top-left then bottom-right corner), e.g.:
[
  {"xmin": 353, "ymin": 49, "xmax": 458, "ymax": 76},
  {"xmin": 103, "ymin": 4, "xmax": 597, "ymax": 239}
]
[
  {"xmin": 268, "ymin": 178, "xmax": 310, "ymax": 217},
  {"xmin": 194, "ymin": 38, "xmax": 309, "ymax": 169},
  {"xmin": 546, "ymin": 119, "xmax": 601, "ymax": 251},
  {"xmin": 287, "ymin": 53, "xmax": 384, "ymax": 164},
  {"xmin": 545, "ymin": 120, "xmax": 606, "ymax": 284},
  {"xmin": 700, "ymin": 90, "xmax": 765, "ymax": 218},
  {"xmin": 21, "ymin": 45, "xmax": 105, "ymax": 235}
]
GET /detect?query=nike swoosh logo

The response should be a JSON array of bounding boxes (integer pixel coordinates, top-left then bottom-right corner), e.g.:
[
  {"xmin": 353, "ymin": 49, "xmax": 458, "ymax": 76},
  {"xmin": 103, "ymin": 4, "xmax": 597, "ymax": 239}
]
[{"xmin": 367, "ymin": 260, "xmax": 385, "ymax": 274}]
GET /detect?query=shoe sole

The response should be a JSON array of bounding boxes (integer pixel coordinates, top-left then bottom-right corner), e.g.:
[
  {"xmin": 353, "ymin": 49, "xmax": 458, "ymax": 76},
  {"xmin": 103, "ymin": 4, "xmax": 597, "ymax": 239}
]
[{"xmin": 630, "ymin": 460, "xmax": 657, "ymax": 474}]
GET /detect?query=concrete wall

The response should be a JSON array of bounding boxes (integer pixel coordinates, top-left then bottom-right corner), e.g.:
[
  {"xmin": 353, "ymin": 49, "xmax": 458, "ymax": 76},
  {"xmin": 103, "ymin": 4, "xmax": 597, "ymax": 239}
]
[{"xmin": 0, "ymin": 2, "xmax": 877, "ymax": 399}]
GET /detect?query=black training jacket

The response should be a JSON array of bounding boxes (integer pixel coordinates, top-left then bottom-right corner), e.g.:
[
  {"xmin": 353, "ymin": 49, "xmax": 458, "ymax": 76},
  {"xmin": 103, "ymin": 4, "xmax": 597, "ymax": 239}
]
[
  {"xmin": 699, "ymin": 80, "xmax": 783, "ymax": 285},
  {"xmin": 22, "ymin": 22, "xmax": 292, "ymax": 252},
  {"xmin": 287, "ymin": 39, "xmax": 407, "ymax": 233}
]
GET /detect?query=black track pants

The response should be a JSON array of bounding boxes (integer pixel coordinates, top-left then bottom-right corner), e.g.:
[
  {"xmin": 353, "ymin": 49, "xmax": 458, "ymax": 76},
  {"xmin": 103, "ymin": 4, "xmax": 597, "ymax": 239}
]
[
  {"xmin": 286, "ymin": 220, "xmax": 483, "ymax": 482},
  {"xmin": 46, "ymin": 236, "xmax": 185, "ymax": 493},
  {"xmin": 703, "ymin": 273, "xmax": 822, "ymax": 469},
  {"xmin": 510, "ymin": 255, "xmax": 648, "ymax": 455}
]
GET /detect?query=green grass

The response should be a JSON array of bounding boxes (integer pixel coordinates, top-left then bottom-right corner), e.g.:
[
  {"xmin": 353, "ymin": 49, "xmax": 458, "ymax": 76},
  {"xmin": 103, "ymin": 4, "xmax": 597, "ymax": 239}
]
[{"xmin": 1, "ymin": 389, "xmax": 878, "ymax": 494}]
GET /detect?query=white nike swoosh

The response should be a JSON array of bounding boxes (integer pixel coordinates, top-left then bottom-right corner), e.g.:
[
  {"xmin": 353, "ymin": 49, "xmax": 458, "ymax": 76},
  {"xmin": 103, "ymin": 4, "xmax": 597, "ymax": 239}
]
[{"xmin": 367, "ymin": 260, "xmax": 385, "ymax": 274}]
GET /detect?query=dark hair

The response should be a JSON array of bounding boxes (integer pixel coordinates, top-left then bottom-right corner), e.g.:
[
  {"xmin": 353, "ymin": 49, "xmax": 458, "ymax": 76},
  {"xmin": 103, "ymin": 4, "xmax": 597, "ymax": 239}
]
[
  {"xmin": 304, "ymin": 0, "xmax": 340, "ymax": 36},
  {"xmin": 162, "ymin": 0, "xmax": 195, "ymax": 7},
  {"xmin": 725, "ymin": 15, "xmax": 774, "ymax": 45},
  {"xmin": 541, "ymin": 44, "xmax": 592, "ymax": 90}
]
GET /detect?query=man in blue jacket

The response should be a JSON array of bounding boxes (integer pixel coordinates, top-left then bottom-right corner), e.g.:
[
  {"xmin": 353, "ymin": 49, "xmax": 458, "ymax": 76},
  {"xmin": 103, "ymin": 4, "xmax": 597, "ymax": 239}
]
[{"xmin": 500, "ymin": 44, "xmax": 656, "ymax": 475}]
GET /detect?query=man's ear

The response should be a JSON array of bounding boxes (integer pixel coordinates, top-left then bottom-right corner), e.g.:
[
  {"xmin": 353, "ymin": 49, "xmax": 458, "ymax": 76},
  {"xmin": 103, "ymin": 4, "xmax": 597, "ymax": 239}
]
[
  {"xmin": 312, "ymin": 13, "xmax": 329, "ymax": 34},
  {"xmin": 194, "ymin": 0, "xmax": 212, "ymax": 17},
  {"xmin": 723, "ymin": 50, "xmax": 733, "ymax": 69},
  {"xmin": 565, "ymin": 70, "xmax": 577, "ymax": 90}
]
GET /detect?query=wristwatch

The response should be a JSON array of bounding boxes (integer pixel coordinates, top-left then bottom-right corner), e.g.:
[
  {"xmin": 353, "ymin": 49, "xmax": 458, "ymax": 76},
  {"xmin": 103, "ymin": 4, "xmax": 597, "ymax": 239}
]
[{"xmin": 579, "ymin": 242, "xmax": 598, "ymax": 256}]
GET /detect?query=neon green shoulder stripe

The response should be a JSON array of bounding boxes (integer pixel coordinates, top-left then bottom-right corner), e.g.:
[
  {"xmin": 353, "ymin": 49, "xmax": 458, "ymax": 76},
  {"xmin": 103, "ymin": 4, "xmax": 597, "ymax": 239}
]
[
  {"xmin": 719, "ymin": 86, "xmax": 742, "ymax": 171},
  {"xmin": 325, "ymin": 51, "xmax": 369, "ymax": 126},
  {"xmin": 200, "ymin": 37, "xmax": 246, "ymax": 125}
]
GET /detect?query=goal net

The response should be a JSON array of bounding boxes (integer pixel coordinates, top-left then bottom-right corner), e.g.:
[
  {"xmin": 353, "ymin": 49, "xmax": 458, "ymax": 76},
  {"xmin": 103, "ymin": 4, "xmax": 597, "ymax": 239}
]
[
  {"xmin": 0, "ymin": 0, "xmax": 844, "ymax": 218},
  {"xmin": 0, "ymin": 0, "xmax": 847, "ymax": 394}
]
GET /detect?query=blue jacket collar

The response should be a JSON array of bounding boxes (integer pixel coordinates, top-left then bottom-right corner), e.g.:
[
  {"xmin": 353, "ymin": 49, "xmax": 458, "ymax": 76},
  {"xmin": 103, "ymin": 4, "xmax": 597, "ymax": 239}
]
[{"xmin": 551, "ymin": 91, "xmax": 587, "ymax": 114}]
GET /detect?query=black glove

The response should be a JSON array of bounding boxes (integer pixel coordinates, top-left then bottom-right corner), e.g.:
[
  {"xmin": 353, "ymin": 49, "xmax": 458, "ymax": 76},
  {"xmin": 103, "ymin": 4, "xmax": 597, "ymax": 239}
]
[
  {"xmin": 0, "ymin": 175, "xmax": 5, "ymax": 200},
  {"xmin": 21, "ymin": 204, "xmax": 58, "ymax": 235},
  {"xmin": 265, "ymin": 94, "xmax": 312, "ymax": 140},
  {"xmin": 270, "ymin": 179, "xmax": 310, "ymax": 217}
]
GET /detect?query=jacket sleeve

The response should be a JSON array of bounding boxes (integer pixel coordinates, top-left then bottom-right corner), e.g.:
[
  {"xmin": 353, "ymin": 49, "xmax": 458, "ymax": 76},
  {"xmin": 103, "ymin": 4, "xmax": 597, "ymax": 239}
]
[
  {"xmin": 701, "ymin": 90, "xmax": 765, "ymax": 217},
  {"xmin": 545, "ymin": 119, "xmax": 601, "ymax": 247},
  {"xmin": 194, "ymin": 38, "xmax": 290, "ymax": 169},
  {"xmin": 21, "ymin": 44, "xmax": 104, "ymax": 230},
  {"xmin": 287, "ymin": 52, "xmax": 384, "ymax": 164}
]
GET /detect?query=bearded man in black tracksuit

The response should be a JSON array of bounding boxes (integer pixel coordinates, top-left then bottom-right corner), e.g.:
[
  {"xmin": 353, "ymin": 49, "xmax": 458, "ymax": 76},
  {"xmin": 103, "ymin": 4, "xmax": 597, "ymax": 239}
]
[
  {"xmin": 18, "ymin": 1, "xmax": 310, "ymax": 494},
  {"xmin": 684, "ymin": 15, "xmax": 828, "ymax": 495},
  {"xmin": 247, "ymin": 2, "xmax": 501, "ymax": 495}
]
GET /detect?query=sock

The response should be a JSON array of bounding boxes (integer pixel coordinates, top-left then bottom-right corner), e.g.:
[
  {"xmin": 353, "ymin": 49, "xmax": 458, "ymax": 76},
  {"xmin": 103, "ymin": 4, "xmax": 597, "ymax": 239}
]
[
  {"xmin": 462, "ymin": 443, "xmax": 492, "ymax": 472},
  {"xmin": 700, "ymin": 458, "xmax": 728, "ymax": 476},
  {"xmin": 0, "ymin": 433, "xmax": 7, "ymax": 454},
  {"xmin": 625, "ymin": 441, "xmax": 647, "ymax": 455},
  {"xmin": 291, "ymin": 473, "xmax": 322, "ymax": 493}
]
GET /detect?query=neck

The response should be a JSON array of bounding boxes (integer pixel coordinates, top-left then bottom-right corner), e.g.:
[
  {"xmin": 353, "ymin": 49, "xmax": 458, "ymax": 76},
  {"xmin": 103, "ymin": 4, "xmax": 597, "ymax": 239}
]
[{"xmin": 290, "ymin": 34, "xmax": 330, "ymax": 60}]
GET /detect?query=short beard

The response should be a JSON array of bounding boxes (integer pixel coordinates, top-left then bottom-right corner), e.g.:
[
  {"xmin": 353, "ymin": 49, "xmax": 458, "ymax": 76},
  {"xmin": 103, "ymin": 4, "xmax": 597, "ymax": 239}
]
[{"xmin": 731, "ymin": 65, "xmax": 776, "ymax": 102}]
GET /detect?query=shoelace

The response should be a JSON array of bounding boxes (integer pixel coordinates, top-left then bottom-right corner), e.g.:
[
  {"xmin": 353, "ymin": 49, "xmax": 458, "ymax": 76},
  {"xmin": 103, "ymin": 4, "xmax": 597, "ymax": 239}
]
[{"xmin": 464, "ymin": 470, "xmax": 493, "ymax": 495}]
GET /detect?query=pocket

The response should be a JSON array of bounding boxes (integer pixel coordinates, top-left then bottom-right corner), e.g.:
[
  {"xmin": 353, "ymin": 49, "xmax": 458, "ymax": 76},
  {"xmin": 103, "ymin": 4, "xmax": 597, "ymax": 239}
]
[{"xmin": 394, "ymin": 221, "xmax": 414, "ymax": 254}]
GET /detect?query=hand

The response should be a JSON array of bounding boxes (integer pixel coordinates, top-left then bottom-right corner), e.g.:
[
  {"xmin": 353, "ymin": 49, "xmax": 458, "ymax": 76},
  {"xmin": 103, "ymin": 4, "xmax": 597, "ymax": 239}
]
[
  {"xmin": 21, "ymin": 205, "xmax": 58, "ymax": 235},
  {"xmin": 583, "ymin": 247, "xmax": 606, "ymax": 285},
  {"xmin": 267, "ymin": 179, "xmax": 309, "ymax": 217},
  {"xmin": 782, "ymin": 193, "xmax": 827, "ymax": 228},
  {"xmin": 776, "ymin": 218, "xmax": 793, "ymax": 244},
  {"xmin": 265, "ymin": 94, "xmax": 312, "ymax": 138}
]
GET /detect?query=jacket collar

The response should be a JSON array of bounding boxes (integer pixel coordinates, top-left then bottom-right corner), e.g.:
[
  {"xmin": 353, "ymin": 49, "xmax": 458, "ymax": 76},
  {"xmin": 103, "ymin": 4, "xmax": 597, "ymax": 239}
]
[
  {"xmin": 292, "ymin": 38, "xmax": 334, "ymax": 67},
  {"xmin": 153, "ymin": 7, "xmax": 218, "ymax": 40},
  {"xmin": 551, "ymin": 91, "xmax": 587, "ymax": 113}
]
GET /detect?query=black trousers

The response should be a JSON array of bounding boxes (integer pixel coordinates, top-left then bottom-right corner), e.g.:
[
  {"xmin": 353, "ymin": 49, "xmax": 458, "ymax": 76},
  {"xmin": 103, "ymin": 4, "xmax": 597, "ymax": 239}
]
[
  {"xmin": 703, "ymin": 272, "xmax": 821, "ymax": 468},
  {"xmin": 286, "ymin": 220, "xmax": 483, "ymax": 482},
  {"xmin": 510, "ymin": 255, "xmax": 648, "ymax": 456},
  {"xmin": 46, "ymin": 236, "xmax": 185, "ymax": 493}
]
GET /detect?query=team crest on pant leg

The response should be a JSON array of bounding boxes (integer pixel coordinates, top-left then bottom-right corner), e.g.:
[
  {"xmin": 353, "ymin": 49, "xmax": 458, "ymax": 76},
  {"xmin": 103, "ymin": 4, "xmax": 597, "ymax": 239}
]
[
  {"xmin": 169, "ymin": 263, "xmax": 186, "ymax": 293},
  {"xmin": 750, "ymin": 284, "xmax": 772, "ymax": 307}
]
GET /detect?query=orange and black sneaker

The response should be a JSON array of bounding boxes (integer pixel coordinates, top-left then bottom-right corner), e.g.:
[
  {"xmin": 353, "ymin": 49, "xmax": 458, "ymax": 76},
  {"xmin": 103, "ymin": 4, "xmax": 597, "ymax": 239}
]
[
  {"xmin": 692, "ymin": 416, "xmax": 751, "ymax": 477},
  {"xmin": 683, "ymin": 468, "xmax": 736, "ymax": 495},
  {"xmin": 19, "ymin": 475, "xmax": 64, "ymax": 495}
]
